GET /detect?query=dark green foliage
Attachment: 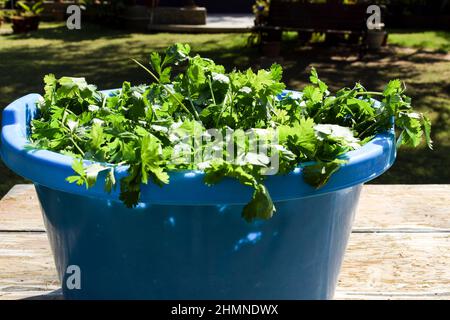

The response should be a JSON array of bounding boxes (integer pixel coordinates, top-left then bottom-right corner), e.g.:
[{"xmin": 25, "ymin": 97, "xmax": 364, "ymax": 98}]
[{"xmin": 30, "ymin": 44, "xmax": 432, "ymax": 222}]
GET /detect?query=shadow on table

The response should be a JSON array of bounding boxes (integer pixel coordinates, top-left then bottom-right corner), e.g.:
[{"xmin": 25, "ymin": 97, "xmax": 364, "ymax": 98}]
[{"xmin": 23, "ymin": 289, "xmax": 63, "ymax": 300}]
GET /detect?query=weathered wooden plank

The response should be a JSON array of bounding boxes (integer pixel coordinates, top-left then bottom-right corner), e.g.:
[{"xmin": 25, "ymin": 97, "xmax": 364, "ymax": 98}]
[
  {"xmin": 338, "ymin": 233, "xmax": 450, "ymax": 294},
  {"xmin": 0, "ymin": 233, "xmax": 59, "ymax": 300},
  {"xmin": 1, "ymin": 184, "xmax": 450, "ymax": 232},
  {"xmin": 353, "ymin": 185, "xmax": 450, "ymax": 231},
  {"xmin": 3, "ymin": 290, "xmax": 450, "ymax": 300},
  {"xmin": 0, "ymin": 185, "xmax": 44, "ymax": 232},
  {"xmin": 0, "ymin": 290, "xmax": 62, "ymax": 300},
  {"xmin": 1, "ymin": 184, "xmax": 449, "ymax": 299},
  {"xmin": 0, "ymin": 232, "xmax": 448, "ymax": 300},
  {"xmin": 334, "ymin": 292, "xmax": 450, "ymax": 300}
]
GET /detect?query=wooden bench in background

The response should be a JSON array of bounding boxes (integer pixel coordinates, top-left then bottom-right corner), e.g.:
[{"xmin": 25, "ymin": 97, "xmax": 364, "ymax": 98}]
[
  {"xmin": 0, "ymin": 184, "xmax": 449, "ymax": 300},
  {"xmin": 255, "ymin": 0, "xmax": 379, "ymax": 56}
]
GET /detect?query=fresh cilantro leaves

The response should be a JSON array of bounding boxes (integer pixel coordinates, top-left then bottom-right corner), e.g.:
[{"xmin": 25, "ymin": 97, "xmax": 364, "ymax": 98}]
[{"xmin": 30, "ymin": 44, "xmax": 432, "ymax": 222}]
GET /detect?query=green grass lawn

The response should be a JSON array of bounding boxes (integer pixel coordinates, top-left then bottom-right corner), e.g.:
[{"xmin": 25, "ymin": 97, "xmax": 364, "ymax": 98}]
[
  {"xmin": 0, "ymin": 23, "xmax": 449, "ymax": 196},
  {"xmin": 388, "ymin": 30, "xmax": 450, "ymax": 52}
]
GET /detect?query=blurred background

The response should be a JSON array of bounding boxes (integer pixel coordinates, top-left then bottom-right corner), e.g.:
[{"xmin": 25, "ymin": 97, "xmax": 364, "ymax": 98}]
[{"xmin": 0, "ymin": 0, "xmax": 449, "ymax": 196}]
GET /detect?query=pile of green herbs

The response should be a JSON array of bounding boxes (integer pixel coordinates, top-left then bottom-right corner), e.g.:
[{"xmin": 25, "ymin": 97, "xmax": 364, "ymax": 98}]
[{"xmin": 30, "ymin": 43, "xmax": 432, "ymax": 222}]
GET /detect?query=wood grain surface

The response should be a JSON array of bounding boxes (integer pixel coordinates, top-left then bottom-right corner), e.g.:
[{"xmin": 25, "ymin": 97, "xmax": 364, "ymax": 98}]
[{"xmin": 0, "ymin": 184, "xmax": 449, "ymax": 300}]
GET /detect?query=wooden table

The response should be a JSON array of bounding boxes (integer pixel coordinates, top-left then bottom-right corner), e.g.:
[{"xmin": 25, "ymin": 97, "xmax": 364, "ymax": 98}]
[{"xmin": 0, "ymin": 184, "xmax": 449, "ymax": 300}]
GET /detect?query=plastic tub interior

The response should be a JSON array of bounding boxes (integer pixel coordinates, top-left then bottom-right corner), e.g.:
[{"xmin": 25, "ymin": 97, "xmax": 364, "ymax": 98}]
[{"xmin": 0, "ymin": 91, "xmax": 396, "ymax": 299}]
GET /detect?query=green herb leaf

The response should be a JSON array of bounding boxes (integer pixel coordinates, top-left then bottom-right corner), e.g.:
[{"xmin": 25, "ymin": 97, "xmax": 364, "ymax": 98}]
[
  {"xmin": 31, "ymin": 44, "xmax": 431, "ymax": 222},
  {"xmin": 302, "ymin": 159, "xmax": 345, "ymax": 188}
]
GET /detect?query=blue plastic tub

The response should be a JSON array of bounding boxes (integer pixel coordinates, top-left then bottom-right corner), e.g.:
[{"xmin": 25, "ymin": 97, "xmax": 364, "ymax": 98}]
[{"xmin": 1, "ymin": 92, "xmax": 396, "ymax": 299}]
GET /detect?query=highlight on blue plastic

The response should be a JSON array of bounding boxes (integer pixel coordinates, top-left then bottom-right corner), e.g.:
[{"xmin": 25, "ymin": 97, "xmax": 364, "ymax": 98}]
[{"xmin": 0, "ymin": 91, "xmax": 396, "ymax": 300}]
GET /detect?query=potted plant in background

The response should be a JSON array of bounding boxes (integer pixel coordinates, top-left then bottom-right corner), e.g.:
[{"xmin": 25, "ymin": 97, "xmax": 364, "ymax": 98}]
[
  {"xmin": 11, "ymin": 0, "xmax": 43, "ymax": 33},
  {"xmin": 49, "ymin": 0, "xmax": 67, "ymax": 22},
  {"xmin": 366, "ymin": 22, "xmax": 388, "ymax": 50}
]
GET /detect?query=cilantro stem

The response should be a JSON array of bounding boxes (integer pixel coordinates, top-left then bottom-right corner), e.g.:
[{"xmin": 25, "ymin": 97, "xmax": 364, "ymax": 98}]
[
  {"xmin": 57, "ymin": 118, "xmax": 85, "ymax": 155},
  {"xmin": 266, "ymin": 98, "xmax": 276, "ymax": 119},
  {"xmin": 132, "ymin": 58, "xmax": 199, "ymax": 120},
  {"xmin": 70, "ymin": 137, "xmax": 85, "ymax": 156},
  {"xmin": 356, "ymin": 115, "xmax": 388, "ymax": 138},
  {"xmin": 208, "ymin": 76, "xmax": 216, "ymax": 105},
  {"xmin": 187, "ymin": 86, "xmax": 200, "ymax": 120},
  {"xmin": 61, "ymin": 106, "xmax": 68, "ymax": 123},
  {"xmin": 132, "ymin": 58, "xmax": 160, "ymax": 83},
  {"xmin": 216, "ymin": 91, "xmax": 228, "ymax": 127},
  {"xmin": 356, "ymin": 91, "xmax": 383, "ymax": 96}
]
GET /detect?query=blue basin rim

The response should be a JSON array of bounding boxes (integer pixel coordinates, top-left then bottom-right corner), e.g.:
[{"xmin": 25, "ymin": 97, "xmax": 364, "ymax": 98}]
[{"xmin": 0, "ymin": 91, "xmax": 396, "ymax": 205}]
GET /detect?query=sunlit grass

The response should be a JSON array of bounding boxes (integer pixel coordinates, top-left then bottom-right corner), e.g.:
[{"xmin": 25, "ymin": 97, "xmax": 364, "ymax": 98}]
[{"xmin": 388, "ymin": 30, "xmax": 450, "ymax": 52}]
